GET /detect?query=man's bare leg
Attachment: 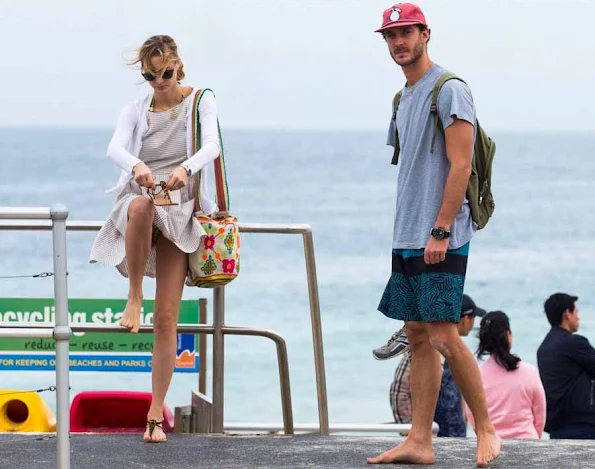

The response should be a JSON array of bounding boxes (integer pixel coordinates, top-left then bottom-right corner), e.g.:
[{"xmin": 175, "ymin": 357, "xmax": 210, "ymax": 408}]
[
  {"xmin": 367, "ymin": 322, "xmax": 442, "ymax": 465},
  {"xmin": 426, "ymin": 322, "xmax": 501, "ymax": 468},
  {"xmin": 120, "ymin": 198, "xmax": 154, "ymax": 333}
]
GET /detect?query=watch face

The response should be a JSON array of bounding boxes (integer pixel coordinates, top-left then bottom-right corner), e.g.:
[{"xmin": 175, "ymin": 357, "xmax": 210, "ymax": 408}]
[{"xmin": 432, "ymin": 228, "xmax": 445, "ymax": 239}]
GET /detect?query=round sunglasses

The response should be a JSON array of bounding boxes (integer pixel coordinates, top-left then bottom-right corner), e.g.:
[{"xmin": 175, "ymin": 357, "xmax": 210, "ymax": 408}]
[{"xmin": 142, "ymin": 68, "xmax": 175, "ymax": 82}]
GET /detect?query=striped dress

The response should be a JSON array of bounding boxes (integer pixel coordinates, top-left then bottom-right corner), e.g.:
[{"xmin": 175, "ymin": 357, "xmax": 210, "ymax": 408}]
[{"xmin": 89, "ymin": 95, "xmax": 205, "ymax": 278}]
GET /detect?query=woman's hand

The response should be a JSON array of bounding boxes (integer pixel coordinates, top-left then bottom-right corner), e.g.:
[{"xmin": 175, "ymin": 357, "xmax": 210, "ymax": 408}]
[
  {"xmin": 132, "ymin": 162, "xmax": 155, "ymax": 189},
  {"xmin": 165, "ymin": 166, "xmax": 188, "ymax": 191}
]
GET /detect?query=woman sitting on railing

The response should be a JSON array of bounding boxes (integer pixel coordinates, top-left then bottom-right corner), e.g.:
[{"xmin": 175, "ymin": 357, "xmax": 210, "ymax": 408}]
[
  {"xmin": 89, "ymin": 35, "xmax": 221, "ymax": 442},
  {"xmin": 466, "ymin": 311, "xmax": 546, "ymax": 439}
]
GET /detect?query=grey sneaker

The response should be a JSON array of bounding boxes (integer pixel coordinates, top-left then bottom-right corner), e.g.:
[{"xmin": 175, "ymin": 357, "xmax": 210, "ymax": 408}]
[{"xmin": 372, "ymin": 326, "xmax": 409, "ymax": 360}]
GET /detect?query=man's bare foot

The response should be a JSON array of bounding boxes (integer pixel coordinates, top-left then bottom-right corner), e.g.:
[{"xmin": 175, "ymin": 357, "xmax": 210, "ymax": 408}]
[
  {"xmin": 143, "ymin": 419, "xmax": 166, "ymax": 443},
  {"xmin": 476, "ymin": 431, "xmax": 501, "ymax": 467},
  {"xmin": 367, "ymin": 438, "xmax": 435, "ymax": 465},
  {"xmin": 119, "ymin": 296, "xmax": 142, "ymax": 333}
]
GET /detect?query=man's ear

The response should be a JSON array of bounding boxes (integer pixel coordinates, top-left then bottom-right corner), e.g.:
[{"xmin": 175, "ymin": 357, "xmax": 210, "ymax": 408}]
[{"xmin": 423, "ymin": 28, "xmax": 431, "ymax": 43}]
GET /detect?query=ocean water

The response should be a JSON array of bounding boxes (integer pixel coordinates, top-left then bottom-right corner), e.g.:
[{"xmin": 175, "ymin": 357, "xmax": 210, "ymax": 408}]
[{"xmin": 0, "ymin": 128, "xmax": 594, "ymax": 428}]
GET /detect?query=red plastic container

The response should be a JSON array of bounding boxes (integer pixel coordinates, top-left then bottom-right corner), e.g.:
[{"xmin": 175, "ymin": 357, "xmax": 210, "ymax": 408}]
[{"xmin": 70, "ymin": 391, "xmax": 174, "ymax": 433}]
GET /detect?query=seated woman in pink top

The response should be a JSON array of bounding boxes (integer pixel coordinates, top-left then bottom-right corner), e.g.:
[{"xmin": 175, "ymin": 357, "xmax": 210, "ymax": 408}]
[{"xmin": 466, "ymin": 311, "xmax": 546, "ymax": 439}]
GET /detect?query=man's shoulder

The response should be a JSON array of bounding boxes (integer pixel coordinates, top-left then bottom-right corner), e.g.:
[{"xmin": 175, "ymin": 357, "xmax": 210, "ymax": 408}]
[
  {"xmin": 539, "ymin": 328, "xmax": 591, "ymax": 353},
  {"xmin": 439, "ymin": 77, "xmax": 472, "ymax": 95},
  {"xmin": 433, "ymin": 70, "xmax": 473, "ymax": 102},
  {"xmin": 537, "ymin": 329, "xmax": 557, "ymax": 355},
  {"xmin": 568, "ymin": 332, "xmax": 593, "ymax": 348},
  {"xmin": 538, "ymin": 327, "xmax": 564, "ymax": 343}
]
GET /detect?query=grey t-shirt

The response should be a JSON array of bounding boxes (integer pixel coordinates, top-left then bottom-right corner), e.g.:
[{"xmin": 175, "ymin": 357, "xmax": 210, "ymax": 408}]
[{"xmin": 387, "ymin": 64, "xmax": 477, "ymax": 250}]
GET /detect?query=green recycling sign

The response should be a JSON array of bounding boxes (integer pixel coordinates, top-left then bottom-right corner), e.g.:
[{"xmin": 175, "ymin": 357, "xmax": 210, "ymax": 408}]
[{"xmin": 0, "ymin": 298, "xmax": 202, "ymax": 372}]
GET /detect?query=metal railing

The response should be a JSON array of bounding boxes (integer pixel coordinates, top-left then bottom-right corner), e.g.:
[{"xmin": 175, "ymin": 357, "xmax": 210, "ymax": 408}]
[
  {"xmin": 0, "ymin": 214, "xmax": 330, "ymax": 438},
  {"xmin": 223, "ymin": 422, "xmax": 439, "ymax": 435},
  {"xmin": 0, "ymin": 206, "xmax": 72, "ymax": 469}
]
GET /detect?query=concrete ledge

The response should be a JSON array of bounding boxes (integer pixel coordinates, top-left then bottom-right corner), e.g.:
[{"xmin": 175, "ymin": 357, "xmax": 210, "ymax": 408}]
[{"xmin": 2, "ymin": 434, "xmax": 595, "ymax": 469}]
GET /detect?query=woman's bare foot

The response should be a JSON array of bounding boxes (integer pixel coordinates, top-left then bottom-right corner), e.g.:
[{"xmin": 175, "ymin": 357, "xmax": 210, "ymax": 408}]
[
  {"xmin": 476, "ymin": 431, "xmax": 501, "ymax": 467},
  {"xmin": 367, "ymin": 438, "xmax": 435, "ymax": 465},
  {"xmin": 144, "ymin": 419, "xmax": 166, "ymax": 443},
  {"xmin": 119, "ymin": 296, "xmax": 142, "ymax": 333}
]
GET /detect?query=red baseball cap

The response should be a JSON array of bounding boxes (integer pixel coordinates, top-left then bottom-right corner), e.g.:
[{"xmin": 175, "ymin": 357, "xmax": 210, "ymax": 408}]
[{"xmin": 375, "ymin": 3, "xmax": 427, "ymax": 33}]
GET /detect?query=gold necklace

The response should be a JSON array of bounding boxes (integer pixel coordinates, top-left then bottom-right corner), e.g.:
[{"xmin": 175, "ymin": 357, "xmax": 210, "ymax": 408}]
[{"xmin": 149, "ymin": 88, "xmax": 185, "ymax": 119}]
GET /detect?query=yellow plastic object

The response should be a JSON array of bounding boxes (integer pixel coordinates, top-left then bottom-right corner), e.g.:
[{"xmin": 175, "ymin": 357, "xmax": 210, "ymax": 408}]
[{"xmin": 0, "ymin": 390, "xmax": 56, "ymax": 432}]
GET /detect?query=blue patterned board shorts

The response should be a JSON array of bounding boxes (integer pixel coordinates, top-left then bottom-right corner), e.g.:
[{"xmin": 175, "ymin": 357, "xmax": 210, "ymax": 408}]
[{"xmin": 378, "ymin": 242, "xmax": 470, "ymax": 323}]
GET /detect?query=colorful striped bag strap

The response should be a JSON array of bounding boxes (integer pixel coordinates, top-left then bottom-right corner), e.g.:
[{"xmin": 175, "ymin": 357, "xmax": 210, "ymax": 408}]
[{"xmin": 191, "ymin": 88, "xmax": 230, "ymax": 214}]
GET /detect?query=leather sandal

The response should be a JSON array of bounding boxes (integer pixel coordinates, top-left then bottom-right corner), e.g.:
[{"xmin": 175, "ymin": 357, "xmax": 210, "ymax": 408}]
[
  {"xmin": 145, "ymin": 419, "xmax": 166, "ymax": 442},
  {"xmin": 147, "ymin": 182, "xmax": 178, "ymax": 206}
]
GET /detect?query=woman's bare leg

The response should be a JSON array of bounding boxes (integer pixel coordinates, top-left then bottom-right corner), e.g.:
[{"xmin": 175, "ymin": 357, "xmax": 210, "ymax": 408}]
[
  {"xmin": 144, "ymin": 236, "xmax": 188, "ymax": 442},
  {"xmin": 120, "ymin": 197, "xmax": 154, "ymax": 333}
]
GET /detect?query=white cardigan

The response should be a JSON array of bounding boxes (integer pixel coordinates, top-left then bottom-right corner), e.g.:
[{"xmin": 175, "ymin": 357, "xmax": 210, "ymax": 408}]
[{"xmin": 105, "ymin": 87, "xmax": 221, "ymax": 215}]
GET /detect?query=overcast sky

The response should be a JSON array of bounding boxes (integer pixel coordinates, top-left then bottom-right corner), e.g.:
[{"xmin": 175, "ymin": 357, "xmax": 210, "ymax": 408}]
[{"xmin": 2, "ymin": 0, "xmax": 594, "ymax": 131}]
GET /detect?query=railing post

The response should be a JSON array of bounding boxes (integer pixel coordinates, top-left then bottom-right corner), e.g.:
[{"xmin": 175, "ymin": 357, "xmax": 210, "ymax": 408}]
[
  {"xmin": 212, "ymin": 287, "xmax": 225, "ymax": 433},
  {"xmin": 302, "ymin": 231, "xmax": 329, "ymax": 435},
  {"xmin": 199, "ymin": 298, "xmax": 207, "ymax": 395},
  {"xmin": 50, "ymin": 204, "xmax": 71, "ymax": 469}
]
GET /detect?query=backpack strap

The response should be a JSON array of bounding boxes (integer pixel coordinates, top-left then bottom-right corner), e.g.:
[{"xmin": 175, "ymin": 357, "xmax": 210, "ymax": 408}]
[
  {"xmin": 391, "ymin": 90, "xmax": 404, "ymax": 165},
  {"xmin": 430, "ymin": 72, "xmax": 466, "ymax": 153},
  {"xmin": 392, "ymin": 90, "xmax": 403, "ymax": 120}
]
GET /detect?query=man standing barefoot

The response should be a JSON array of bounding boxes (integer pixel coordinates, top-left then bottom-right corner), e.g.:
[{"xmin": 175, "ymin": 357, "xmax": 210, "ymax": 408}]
[{"xmin": 367, "ymin": 4, "xmax": 501, "ymax": 467}]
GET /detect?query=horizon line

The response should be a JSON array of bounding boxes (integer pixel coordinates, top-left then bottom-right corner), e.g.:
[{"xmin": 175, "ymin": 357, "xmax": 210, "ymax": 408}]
[{"xmin": 0, "ymin": 125, "xmax": 594, "ymax": 135}]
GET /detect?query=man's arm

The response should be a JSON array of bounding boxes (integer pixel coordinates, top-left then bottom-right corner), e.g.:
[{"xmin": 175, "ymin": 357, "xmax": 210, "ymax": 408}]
[
  {"xmin": 434, "ymin": 119, "xmax": 474, "ymax": 229},
  {"xmin": 423, "ymin": 81, "xmax": 475, "ymax": 264},
  {"xmin": 569, "ymin": 335, "xmax": 595, "ymax": 377}
]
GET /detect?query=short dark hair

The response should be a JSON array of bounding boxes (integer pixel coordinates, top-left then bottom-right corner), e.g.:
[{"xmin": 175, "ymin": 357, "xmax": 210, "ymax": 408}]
[
  {"xmin": 544, "ymin": 293, "xmax": 578, "ymax": 326},
  {"xmin": 418, "ymin": 24, "xmax": 431, "ymax": 43}
]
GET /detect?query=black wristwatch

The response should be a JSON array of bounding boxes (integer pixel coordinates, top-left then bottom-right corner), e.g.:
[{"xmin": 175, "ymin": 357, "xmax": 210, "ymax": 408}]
[{"xmin": 431, "ymin": 227, "xmax": 450, "ymax": 240}]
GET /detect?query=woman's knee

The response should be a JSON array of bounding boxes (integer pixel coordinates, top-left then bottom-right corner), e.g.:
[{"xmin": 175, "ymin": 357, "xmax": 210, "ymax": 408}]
[
  {"xmin": 128, "ymin": 198, "xmax": 154, "ymax": 223},
  {"xmin": 153, "ymin": 310, "xmax": 179, "ymax": 336}
]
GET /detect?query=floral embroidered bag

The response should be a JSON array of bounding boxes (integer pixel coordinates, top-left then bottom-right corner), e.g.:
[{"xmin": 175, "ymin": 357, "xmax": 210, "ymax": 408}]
[{"xmin": 187, "ymin": 88, "xmax": 240, "ymax": 288}]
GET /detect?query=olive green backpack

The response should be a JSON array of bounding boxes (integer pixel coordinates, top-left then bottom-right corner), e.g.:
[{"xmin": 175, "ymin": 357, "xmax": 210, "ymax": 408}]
[{"xmin": 391, "ymin": 72, "xmax": 496, "ymax": 229}]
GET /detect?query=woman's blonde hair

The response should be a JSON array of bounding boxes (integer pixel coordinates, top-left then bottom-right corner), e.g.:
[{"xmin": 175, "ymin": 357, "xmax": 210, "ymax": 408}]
[{"xmin": 131, "ymin": 35, "xmax": 185, "ymax": 82}]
